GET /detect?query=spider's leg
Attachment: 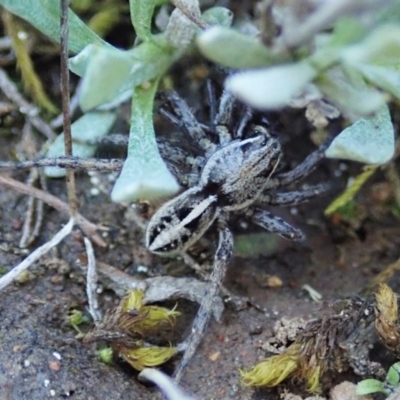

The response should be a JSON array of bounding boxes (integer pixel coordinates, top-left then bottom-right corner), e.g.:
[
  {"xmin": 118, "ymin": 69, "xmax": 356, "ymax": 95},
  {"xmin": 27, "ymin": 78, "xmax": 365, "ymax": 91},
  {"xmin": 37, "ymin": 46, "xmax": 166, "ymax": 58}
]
[
  {"xmin": 160, "ymin": 90, "xmax": 216, "ymax": 153},
  {"xmin": 157, "ymin": 140, "xmax": 206, "ymax": 186},
  {"xmin": 236, "ymin": 106, "xmax": 253, "ymax": 139},
  {"xmin": 157, "ymin": 140, "xmax": 194, "ymax": 166},
  {"xmin": 174, "ymin": 216, "xmax": 233, "ymax": 383},
  {"xmin": 266, "ymin": 141, "xmax": 330, "ymax": 189},
  {"xmin": 214, "ymin": 90, "xmax": 235, "ymax": 145},
  {"xmin": 250, "ymin": 208, "xmax": 304, "ymax": 241},
  {"xmin": 206, "ymin": 80, "xmax": 217, "ymax": 124},
  {"xmin": 258, "ymin": 183, "xmax": 331, "ymax": 206}
]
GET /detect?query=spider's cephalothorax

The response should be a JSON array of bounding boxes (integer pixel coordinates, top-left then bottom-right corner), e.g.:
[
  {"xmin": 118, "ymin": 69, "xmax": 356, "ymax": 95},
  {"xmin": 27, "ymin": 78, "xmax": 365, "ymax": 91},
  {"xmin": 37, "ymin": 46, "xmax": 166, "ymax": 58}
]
[
  {"xmin": 145, "ymin": 88, "xmax": 330, "ymax": 382},
  {"xmin": 146, "ymin": 126, "xmax": 282, "ymax": 253}
]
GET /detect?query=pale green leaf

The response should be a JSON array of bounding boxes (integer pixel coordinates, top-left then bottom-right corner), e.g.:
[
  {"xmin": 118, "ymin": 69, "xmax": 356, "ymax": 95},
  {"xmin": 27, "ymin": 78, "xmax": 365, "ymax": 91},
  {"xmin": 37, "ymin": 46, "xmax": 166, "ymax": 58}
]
[
  {"xmin": 325, "ymin": 105, "xmax": 394, "ymax": 164},
  {"xmin": 329, "ymin": 16, "xmax": 366, "ymax": 47},
  {"xmin": 197, "ymin": 26, "xmax": 287, "ymax": 69},
  {"xmin": 352, "ymin": 63, "xmax": 400, "ymax": 100},
  {"xmin": 318, "ymin": 67, "xmax": 386, "ymax": 117},
  {"xmin": 45, "ymin": 111, "xmax": 117, "ymax": 177},
  {"xmin": 226, "ymin": 62, "xmax": 317, "ymax": 109},
  {"xmin": 129, "ymin": 0, "xmax": 156, "ymax": 41},
  {"xmin": 0, "ymin": 0, "xmax": 108, "ymax": 53},
  {"xmin": 387, "ymin": 362, "xmax": 400, "ymax": 386},
  {"xmin": 71, "ymin": 35, "xmax": 178, "ymax": 110},
  {"xmin": 234, "ymin": 233, "xmax": 279, "ymax": 258},
  {"xmin": 69, "ymin": 44, "xmax": 98, "ymax": 78},
  {"xmin": 341, "ymin": 24, "xmax": 400, "ymax": 67},
  {"xmin": 201, "ymin": 7, "xmax": 233, "ymax": 27},
  {"xmin": 356, "ymin": 379, "xmax": 385, "ymax": 395},
  {"xmin": 111, "ymin": 80, "xmax": 179, "ymax": 202},
  {"xmin": 79, "ymin": 46, "xmax": 134, "ymax": 111}
]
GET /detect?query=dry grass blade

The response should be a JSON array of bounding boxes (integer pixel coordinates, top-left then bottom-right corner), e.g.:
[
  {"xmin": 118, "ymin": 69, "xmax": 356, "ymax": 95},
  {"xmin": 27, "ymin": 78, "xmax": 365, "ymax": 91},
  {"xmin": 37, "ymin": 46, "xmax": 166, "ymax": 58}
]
[{"xmin": 84, "ymin": 237, "xmax": 102, "ymax": 323}]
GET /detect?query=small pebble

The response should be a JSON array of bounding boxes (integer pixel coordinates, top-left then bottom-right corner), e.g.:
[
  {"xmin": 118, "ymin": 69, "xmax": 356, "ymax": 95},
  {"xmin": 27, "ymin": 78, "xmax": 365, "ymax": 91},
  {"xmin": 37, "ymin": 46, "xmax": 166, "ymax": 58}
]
[{"xmin": 49, "ymin": 361, "xmax": 61, "ymax": 371}]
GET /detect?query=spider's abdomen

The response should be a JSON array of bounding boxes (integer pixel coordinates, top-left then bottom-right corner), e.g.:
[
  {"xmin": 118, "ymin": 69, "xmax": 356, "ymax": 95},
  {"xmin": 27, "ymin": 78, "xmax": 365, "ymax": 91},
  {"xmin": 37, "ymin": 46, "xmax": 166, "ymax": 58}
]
[
  {"xmin": 146, "ymin": 187, "xmax": 219, "ymax": 254},
  {"xmin": 200, "ymin": 128, "xmax": 282, "ymax": 211}
]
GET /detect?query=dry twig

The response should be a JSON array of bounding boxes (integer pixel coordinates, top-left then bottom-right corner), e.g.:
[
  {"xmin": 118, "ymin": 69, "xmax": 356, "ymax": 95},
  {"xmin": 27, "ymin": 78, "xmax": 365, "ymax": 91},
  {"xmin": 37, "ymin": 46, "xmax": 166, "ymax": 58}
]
[
  {"xmin": 0, "ymin": 157, "xmax": 124, "ymax": 172},
  {"xmin": 139, "ymin": 368, "xmax": 198, "ymax": 400},
  {"xmin": 0, "ymin": 174, "xmax": 107, "ymax": 246},
  {"xmin": 60, "ymin": 0, "xmax": 77, "ymax": 216},
  {"xmin": 170, "ymin": 0, "xmax": 209, "ymax": 30},
  {"xmin": 94, "ymin": 261, "xmax": 224, "ymax": 319},
  {"xmin": 0, "ymin": 218, "xmax": 74, "ymax": 291},
  {"xmin": 0, "ymin": 67, "xmax": 56, "ymax": 139}
]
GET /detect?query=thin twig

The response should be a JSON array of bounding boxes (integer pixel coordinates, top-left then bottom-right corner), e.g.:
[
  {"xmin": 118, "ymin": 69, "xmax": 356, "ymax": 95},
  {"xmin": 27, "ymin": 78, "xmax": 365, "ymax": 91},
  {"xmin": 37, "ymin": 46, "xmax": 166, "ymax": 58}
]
[
  {"xmin": 0, "ymin": 67, "xmax": 56, "ymax": 140},
  {"xmin": 17, "ymin": 122, "xmax": 45, "ymax": 248},
  {"xmin": 50, "ymin": 79, "xmax": 82, "ymax": 129},
  {"xmin": 0, "ymin": 218, "xmax": 74, "ymax": 291},
  {"xmin": 170, "ymin": 0, "xmax": 209, "ymax": 30},
  {"xmin": 94, "ymin": 261, "xmax": 223, "ymax": 319},
  {"xmin": 0, "ymin": 157, "xmax": 124, "ymax": 172},
  {"xmin": 181, "ymin": 251, "xmax": 252, "ymax": 312},
  {"xmin": 19, "ymin": 168, "xmax": 41, "ymax": 247},
  {"xmin": 180, "ymin": 251, "xmax": 208, "ymax": 279},
  {"xmin": 84, "ymin": 237, "xmax": 102, "ymax": 323},
  {"xmin": 0, "ymin": 174, "xmax": 107, "ymax": 247},
  {"xmin": 60, "ymin": 0, "xmax": 77, "ymax": 216},
  {"xmin": 139, "ymin": 368, "xmax": 198, "ymax": 400},
  {"xmin": 0, "ymin": 36, "xmax": 12, "ymax": 51}
]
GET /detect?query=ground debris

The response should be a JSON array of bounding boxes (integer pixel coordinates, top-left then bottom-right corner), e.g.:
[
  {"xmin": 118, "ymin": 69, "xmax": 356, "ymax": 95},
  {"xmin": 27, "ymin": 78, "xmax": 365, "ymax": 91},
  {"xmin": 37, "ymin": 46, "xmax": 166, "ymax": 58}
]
[
  {"xmin": 243, "ymin": 284, "xmax": 400, "ymax": 393},
  {"xmin": 84, "ymin": 289, "xmax": 179, "ymax": 371}
]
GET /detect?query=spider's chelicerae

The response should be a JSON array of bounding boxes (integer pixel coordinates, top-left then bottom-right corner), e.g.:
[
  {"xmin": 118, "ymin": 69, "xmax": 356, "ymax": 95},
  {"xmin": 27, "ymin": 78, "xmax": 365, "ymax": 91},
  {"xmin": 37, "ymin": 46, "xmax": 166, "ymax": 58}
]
[{"xmin": 146, "ymin": 88, "xmax": 330, "ymax": 382}]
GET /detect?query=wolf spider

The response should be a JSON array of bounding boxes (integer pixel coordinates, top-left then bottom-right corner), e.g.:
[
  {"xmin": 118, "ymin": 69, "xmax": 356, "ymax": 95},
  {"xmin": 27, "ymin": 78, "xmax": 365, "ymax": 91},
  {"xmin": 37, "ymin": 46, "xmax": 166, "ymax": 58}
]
[{"xmin": 146, "ymin": 88, "xmax": 330, "ymax": 381}]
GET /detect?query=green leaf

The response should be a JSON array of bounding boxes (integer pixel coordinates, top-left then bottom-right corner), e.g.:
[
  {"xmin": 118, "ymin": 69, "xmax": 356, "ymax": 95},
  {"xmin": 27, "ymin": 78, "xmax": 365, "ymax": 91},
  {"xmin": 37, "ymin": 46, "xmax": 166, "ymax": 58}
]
[
  {"xmin": 226, "ymin": 61, "xmax": 317, "ymax": 109},
  {"xmin": 356, "ymin": 379, "xmax": 385, "ymax": 395},
  {"xmin": 352, "ymin": 64, "xmax": 400, "ymax": 100},
  {"xmin": 0, "ymin": 0, "xmax": 108, "ymax": 53},
  {"xmin": 111, "ymin": 79, "xmax": 179, "ymax": 202},
  {"xmin": 234, "ymin": 233, "xmax": 279, "ymax": 257},
  {"xmin": 197, "ymin": 26, "xmax": 287, "ymax": 69},
  {"xmin": 387, "ymin": 362, "xmax": 400, "ymax": 386},
  {"xmin": 325, "ymin": 105, "xmax": 394, "ymax": 164},
  {"xmin": 45, "ymin": 111, "xmax": 117, "ymax": 177},
  {"xmin": 71, "ymin": 35, "xmax": 178, "ymax": 110},
  {"xmin": 317, "ymin": 66, "xmax": 386, "ymax": 117},
  {"xmin": 79, "ymin": 46, "xmax": 134, "ymax": 111},
  {"xmin": 341, "ymin": 24, "xmax": 400, "ymax": 67},
  {"xmin": 69, "ymin": 44, "xmax": 99, "ymax": 78},
  {"xmin": 201, "ymin": 7, "xmax": 233, "ymax": 27},
  {"xmin": 329, "ymin": 16, "xmax": 367, "ymax": 47},
  {"xmin": 129, "ymin": 0, "xmax": 156, "ymax": 41}
]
